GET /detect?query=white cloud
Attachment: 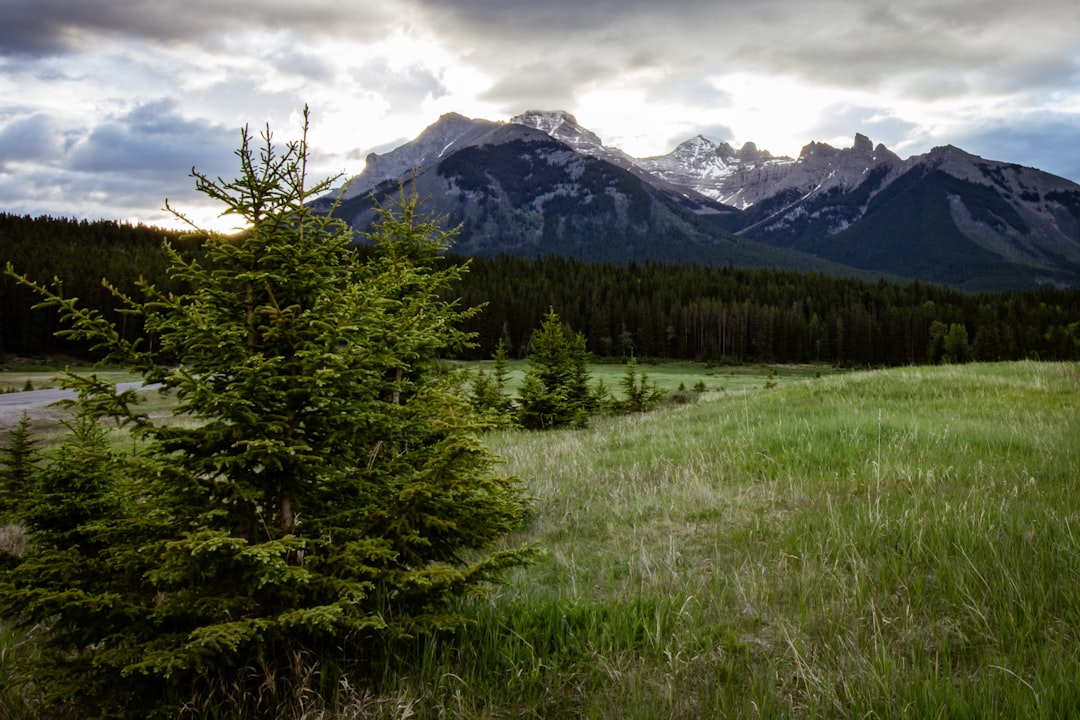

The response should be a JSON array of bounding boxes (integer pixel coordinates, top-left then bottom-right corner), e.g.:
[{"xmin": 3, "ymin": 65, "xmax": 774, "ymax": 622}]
[{"xmin": 1, "ymin": 0, "xmax": 1078, "ymax": 229}]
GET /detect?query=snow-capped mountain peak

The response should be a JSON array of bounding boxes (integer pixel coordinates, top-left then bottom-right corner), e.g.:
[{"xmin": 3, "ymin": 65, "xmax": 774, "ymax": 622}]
[
  {"xmin": 340, "ymin": 112, "xmax": 500, "ymax": 200},
  {"xmin": 636, "ymin": 132, "xmax": 793, "ymax": 208},
  {"xmin": 511, "ymin": 110, "xmax": 603, "ymax": 150},
  {"xmin": 670, "ymin": 135, "xmax": 736, "ymax": 165},
  {"xmin": 320, "ymin": 108, "xmax": 1080, "ymax": 289},
  {"xmin": 510, "ymin": 110, "xmax": 636, "ymax": 169}
]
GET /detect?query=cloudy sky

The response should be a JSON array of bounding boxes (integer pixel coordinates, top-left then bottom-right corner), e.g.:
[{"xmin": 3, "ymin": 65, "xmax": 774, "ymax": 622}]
[{"xmin": 2, "ymin": 0, "xmax": 1079, "ymax": 231}]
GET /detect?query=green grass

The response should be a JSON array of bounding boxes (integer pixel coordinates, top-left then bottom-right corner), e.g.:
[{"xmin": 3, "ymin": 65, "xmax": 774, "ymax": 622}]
[
  {"xmin": 457, "ymin": 358, "xmax": 835, "ymax": 397},
  {"xmin": 3, "ymin": 361, "xmax": 1079, "ymax": 718},
  {"xmin": 374, "ymin": 361, "xmax": 1080, "ymax": 718},
  {"xmin": 1, "ymin": 358, "xmax": 798, "ymax": 403}
]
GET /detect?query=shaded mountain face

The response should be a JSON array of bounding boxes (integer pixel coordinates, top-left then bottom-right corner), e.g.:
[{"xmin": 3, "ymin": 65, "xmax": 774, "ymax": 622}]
[
  {"xmin": 320, "ymin": 122, "xmax": 848, "ymax": 273},
  {"xmin": 336, "ymin": 113, "xmax": 502, "ymax": 203},
  {"xmin": 319, "ymin": 110, "xmax": 1080, "ymax": 289},
  {"xmin": 728, "ymin": 144, "xmax": 1080, "ymax": 289}
]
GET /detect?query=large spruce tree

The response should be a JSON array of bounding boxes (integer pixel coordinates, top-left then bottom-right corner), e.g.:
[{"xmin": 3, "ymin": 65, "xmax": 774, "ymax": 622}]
[{"xmin": 0, "ymin": 110, "xmax": 530, "ymax": 718}]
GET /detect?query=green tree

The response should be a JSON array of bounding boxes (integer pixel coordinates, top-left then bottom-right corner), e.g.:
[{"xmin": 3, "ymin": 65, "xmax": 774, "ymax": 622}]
[
  {"xmin": 0, "ymin": 411, "xmax": 37, "ymax": 519},
  {"xmin": 518, "ymin": 307, "xmax": 593, "ymax": 429},
  {"xmin": 1, "ymin": 401, "xmax": 128, "ymax": 702},
  {"xmin": 943, "ymin": 322, "xmax": 971, "ymax": 363},
  {"xmin": 616, "ymin": 355, "xmax": 664, "ymax": 413},
  {"xmin": 973, "ymin": 324, "xmax": 1004, "ymax": 361},
  {"xmin": 928, "ymin": 319, "xmax": 948, "ymax": 363},
  {"xmin": 808, "ymin": 312, "xmax": 828, "ymax": 362},
  {"xmin": 467, "ymin": 338, "xmax": 516, "ymax": 427},
  {"xmin": 492, "ymin": 336, "xmax": 513, "ymax": 398},
  {"xmin": 1, "ymin": 110, "xmax": 530, "ymax": 718}
]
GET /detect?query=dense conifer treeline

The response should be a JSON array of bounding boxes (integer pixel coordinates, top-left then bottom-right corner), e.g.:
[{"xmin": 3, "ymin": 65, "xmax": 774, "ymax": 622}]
[
  {"xmin": 0, "ymin": 213, "xmax": 200, "ymax": 356},
  {"xmin": 3, "ymin": 212, "xmax": 1079, "ymax": 365},
  {"xmin": 454, "ymin": 255, "xmax": 1080, "ymax": 365}
]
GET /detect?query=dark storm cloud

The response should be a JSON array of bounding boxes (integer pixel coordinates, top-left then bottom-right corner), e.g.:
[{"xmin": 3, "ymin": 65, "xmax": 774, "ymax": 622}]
[
  {"xmin": 410, "ymin": 0, "xmax": 717, "ymax": 34},
  {"xmin": 267, "ymin": 48, "xmax": 336, "ymax": 84},
  {"xmin": 481, "ymin": 58, "xmax": 614, "ymax": 110},
  {"xmin": 0, "ymin": 113, "xmax": 63, "ymax": 168},
  {"xmin": 67, "ymin": 100, "xmax": 235, "ymax": 177},
  {"xmin": 0, "ymin": 100, "xmax": 240, "ymax": 223},
  {"xmin": 952, "ymin": 114, "xmax": 1080, "ymax": 184},
  {"xmin": 10, "ymin": 0, "xmax": 1075, "ymax": 108},
  {"xmin": 411, "ymin": 0, "xmax": 1080, "ymax": 103},
  {"xmin": 352, "ymin": 60, "xmax": 453, "ymax": 110},
  {"xmin": 807, "ymin": 105, "xmax": 919, "ymax": 151},
  {"xmin": 0, "ymin": 0, "xmax": 396, "ymax": 57}
]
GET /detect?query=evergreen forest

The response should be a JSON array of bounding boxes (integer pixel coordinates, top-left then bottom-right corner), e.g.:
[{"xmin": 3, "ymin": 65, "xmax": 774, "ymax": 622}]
[{"xmin": 3, "ymin": 211, "xmax": 1079, "ymax": 366}]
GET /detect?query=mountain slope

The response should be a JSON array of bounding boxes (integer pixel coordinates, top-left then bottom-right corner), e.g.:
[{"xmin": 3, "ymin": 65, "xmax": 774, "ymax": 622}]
[
  {"xmin": 735, "ymin": 145, "xmax": 1080, "ymax": 289},
  {"xmin": 321, "ymin": 110, "xmax": 1080, "ymax": 289},
  {"xmin": 337, "ymin": 113, "xmax": 501, "ymax": 202},
  {"xmin": 324, "ymin": 124, "xmax": 862, "ymax": 273}
]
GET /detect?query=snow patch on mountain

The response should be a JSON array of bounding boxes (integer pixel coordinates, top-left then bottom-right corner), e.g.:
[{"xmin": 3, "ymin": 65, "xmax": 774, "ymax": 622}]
[
  {"xmin": 511, "ymin": 110, "xmax": 636, "ymax": 169},
  {"xmin": 637, "ymin": 136, "xmax": 796, "ymax": 208}
]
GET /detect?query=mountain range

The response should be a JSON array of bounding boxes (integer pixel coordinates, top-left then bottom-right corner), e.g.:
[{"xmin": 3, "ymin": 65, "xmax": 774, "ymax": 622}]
[{"xmin": 315, "ymin": 110, "xmax": 1080, "ymax": 290}]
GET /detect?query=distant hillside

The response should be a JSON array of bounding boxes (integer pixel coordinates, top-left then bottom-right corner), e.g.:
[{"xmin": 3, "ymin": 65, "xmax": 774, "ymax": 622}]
[{"xmin": 320, "ymin": 111, "xmax": 1080, "ymax": 290}]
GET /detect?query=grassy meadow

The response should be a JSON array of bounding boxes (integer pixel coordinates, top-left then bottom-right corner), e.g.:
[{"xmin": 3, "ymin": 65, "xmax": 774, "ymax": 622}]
[
  {"xmin": 2, "ymin": 361, "xmax": 1079, "ymax": 718},
  {"xmin": 374, "ymin": 361, "xmax": 1080, "ymax": 719},
  {"xmin": 457, "ymin": 358, "xmax": 842, "ymax": 397}
]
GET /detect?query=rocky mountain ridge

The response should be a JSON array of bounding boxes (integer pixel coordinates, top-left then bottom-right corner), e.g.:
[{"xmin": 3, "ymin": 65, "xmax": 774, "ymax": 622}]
[{"xmin": 320, "ymin": 110, "xmax": 1080, "ymax": 290}]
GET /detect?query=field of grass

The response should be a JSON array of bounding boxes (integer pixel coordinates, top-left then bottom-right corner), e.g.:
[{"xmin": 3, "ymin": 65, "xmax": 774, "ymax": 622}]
[
  {"xmin": 0, "ymin": 360, "xmax": 825, "ymax": 441},
  {"xmin": 370, "ymin": 361, "xmax": 1080, "ymax": 718},
  {"xmin": 1, "ymin": 357, "xmax": 819, "ymax": 403},
  {"xmin": 3, "ymin": 361, "xmax": 1079, "ymax": 718},
  {"xmin": 457, "ymin": 358, "xmax": 839, "ymax": 396}
]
